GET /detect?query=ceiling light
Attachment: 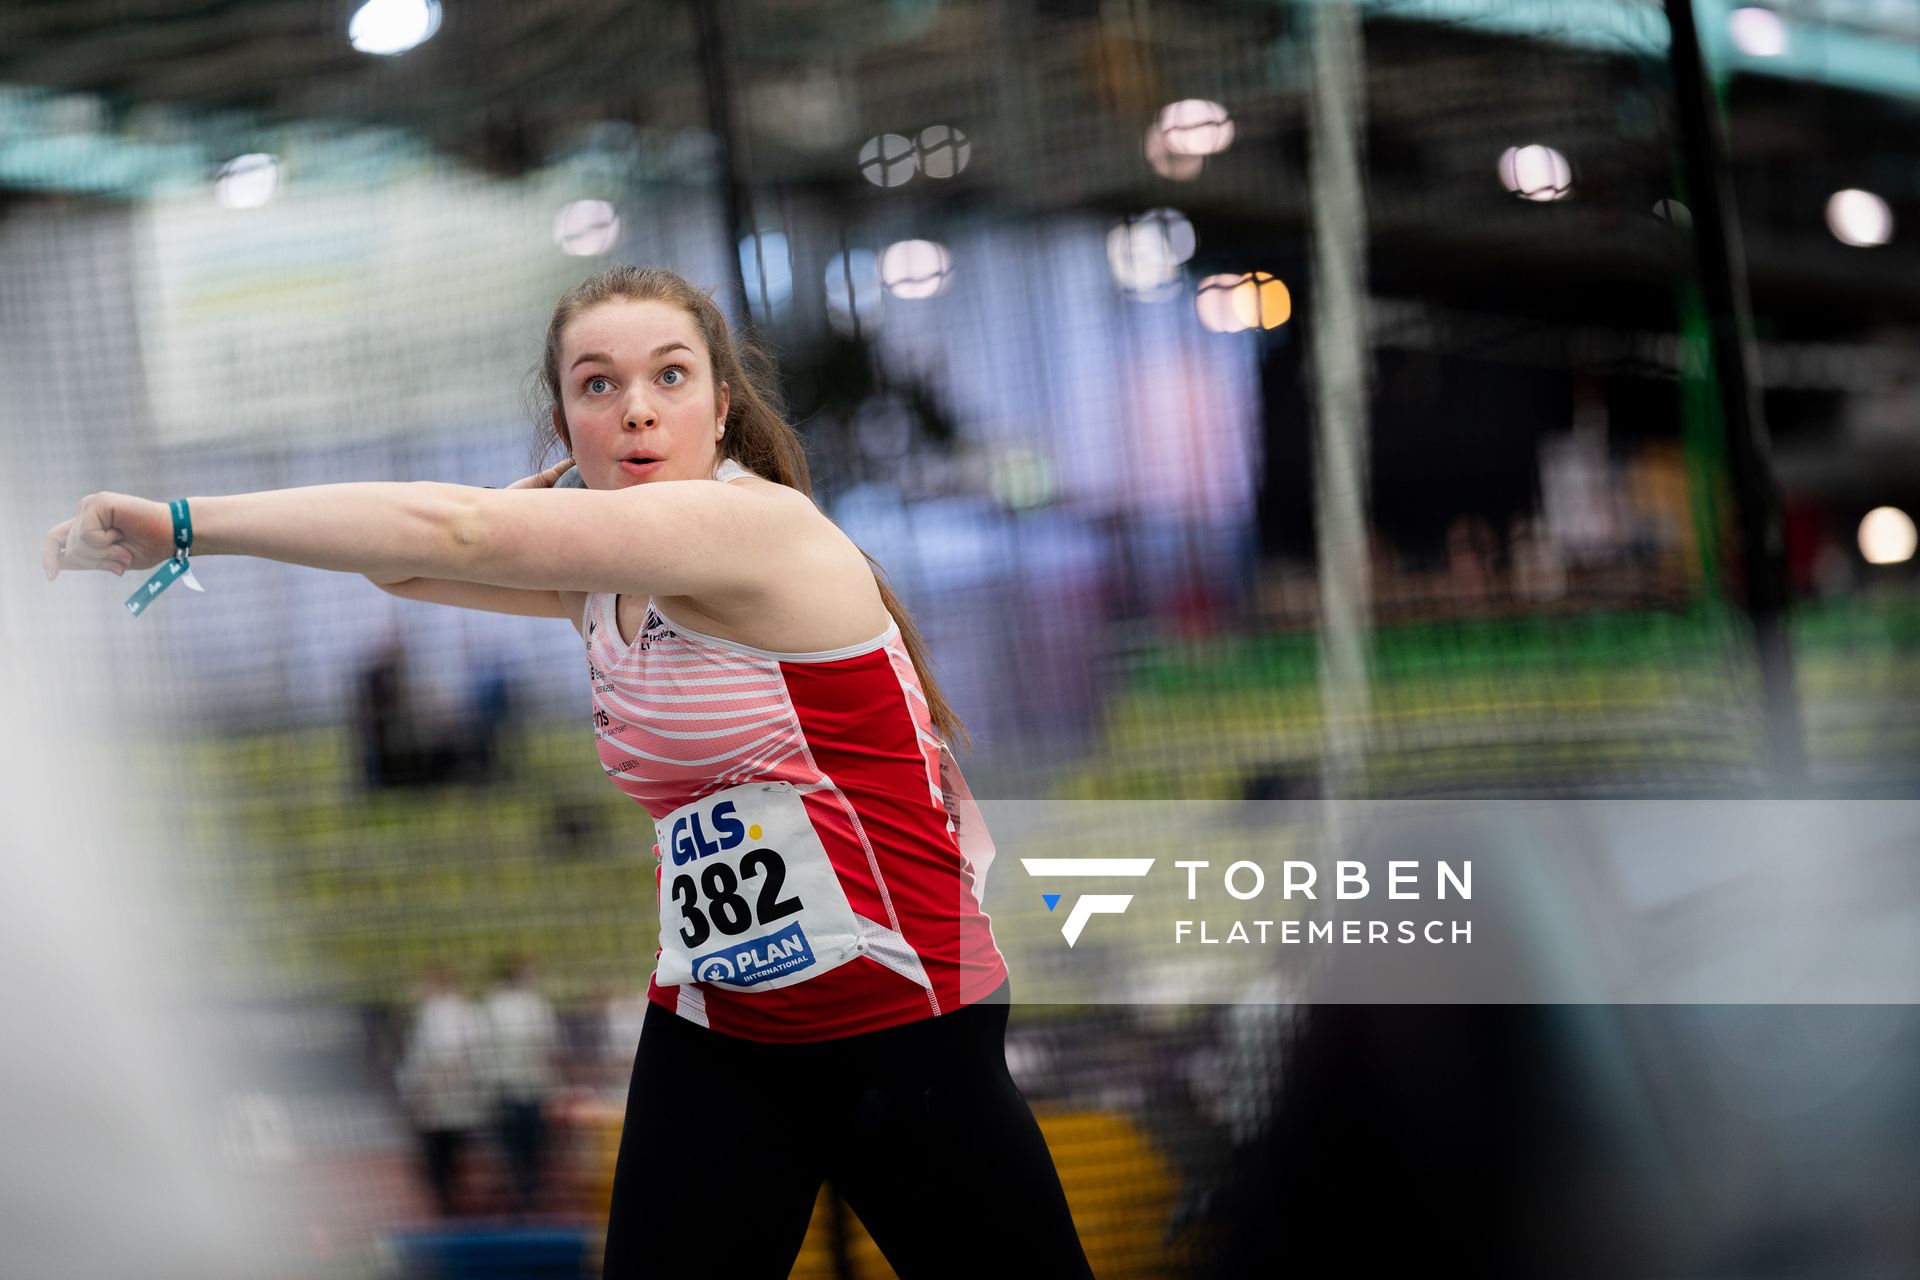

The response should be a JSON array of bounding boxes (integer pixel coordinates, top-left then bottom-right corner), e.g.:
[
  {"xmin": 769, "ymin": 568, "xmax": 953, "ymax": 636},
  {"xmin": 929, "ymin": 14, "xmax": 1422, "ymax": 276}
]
[
  {"xmin": 826, "ymin": 249, "xmax": 885, "ymax": 335},
  {"xmin": 553, "ymin": 200, "xmax": 620, "ymax": 256},
  {"xmin": 1144, "ymin": 124, "xmax": 1205, "ymax": 181},
  {"xmin": 1728, "ymin": 8, "xmax": 1788, "ymax": 57},
  {"xmin": 1826, "ymin": 189, "xmax": 1893, "ymax": 248},
  {"xmin": 1108, "ymin": 208, "xmax": 1196, "ymax": 299},
  {"xmin": 739, "ymin": 230, "xmax": 793, "ymax": 319},
  {"xmin": 1499, "ymin": 144, "xmax": 1573, "ymax": 202},
  {"xmin": 1859, "ymin": 507, "xmax": 1916, "ymax": 565},
  {"xmin": 879, "ymin": 240, "xmax": 952, "ymax": 299},
  {"xmin": 916, "ymin": 125, "xmax": 970, "ymax": 179},
  {"xmin": 348, "ymin": 0, "xmax": 441, "ymax": 56},
  {"xmin": 1156, "ymin": 99, "xmax": 1235, "ymax": 157},
  {"xmin": 859, "ymin": 133, "xmax": 917, "ymax": 188},
  {"xmin": 214, "ymin": 153, "xmax": 279, "ymax": 209}
]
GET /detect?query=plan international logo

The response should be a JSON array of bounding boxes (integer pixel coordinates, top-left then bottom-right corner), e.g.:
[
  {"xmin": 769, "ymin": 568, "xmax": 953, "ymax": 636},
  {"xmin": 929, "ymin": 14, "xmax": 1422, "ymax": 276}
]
[
  {"xmin": 693, "ymin": 921, "xmax": 816, "ymax": 986},
  {"xmin": 1020, "ymin": 857, "xmax": 1155, "ymax": 946}
]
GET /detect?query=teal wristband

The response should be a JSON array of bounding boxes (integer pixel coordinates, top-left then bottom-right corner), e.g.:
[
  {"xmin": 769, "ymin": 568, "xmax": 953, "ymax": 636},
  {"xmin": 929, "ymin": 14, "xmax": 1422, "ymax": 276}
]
[{"xmin": 125, "ymin": 498, "xmax": 204, "ymax": 618}]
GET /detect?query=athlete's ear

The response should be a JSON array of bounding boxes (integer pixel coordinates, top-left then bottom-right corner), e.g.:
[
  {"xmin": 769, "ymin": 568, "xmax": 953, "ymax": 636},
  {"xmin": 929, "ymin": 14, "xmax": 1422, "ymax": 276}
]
[
  {"xmin": 715, "ymin": 381, "xmax": 731, "ymax": 435},
  {"xmin": 550, "ymin": 406, "xmax": 571, "ymax": 453}
]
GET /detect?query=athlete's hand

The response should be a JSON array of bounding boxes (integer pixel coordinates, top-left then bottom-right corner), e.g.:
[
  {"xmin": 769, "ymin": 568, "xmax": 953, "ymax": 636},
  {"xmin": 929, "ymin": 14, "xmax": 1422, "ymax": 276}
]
[
  {"xmin": 507, "ymin": 459, "xmax": 577, "ymax": 489},
  {"xmin": 42, "ymin": 492, "xmax": 172, "ymax": 581}
]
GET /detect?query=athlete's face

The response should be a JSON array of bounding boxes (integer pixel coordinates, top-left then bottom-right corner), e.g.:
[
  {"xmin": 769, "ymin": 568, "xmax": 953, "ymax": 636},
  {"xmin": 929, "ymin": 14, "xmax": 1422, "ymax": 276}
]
[{"xmin": 555, "ymin": 297, "xmax": 731, "ymax": 490}]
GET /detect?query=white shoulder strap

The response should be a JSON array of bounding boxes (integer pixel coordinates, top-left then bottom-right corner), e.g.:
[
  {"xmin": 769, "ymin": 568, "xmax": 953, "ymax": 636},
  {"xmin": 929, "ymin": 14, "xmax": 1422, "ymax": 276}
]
[{"xmin": 712, "ymin": 458, "xmax": 757, "ymax": 483}]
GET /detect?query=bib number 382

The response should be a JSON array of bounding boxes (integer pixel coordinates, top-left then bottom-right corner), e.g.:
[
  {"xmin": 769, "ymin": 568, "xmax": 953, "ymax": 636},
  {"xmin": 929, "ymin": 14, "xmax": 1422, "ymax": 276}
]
[
  {"xmin": 669, "ymin": 845, "xmax": 802, "ymax": 948},
  {"xmin": 654, "ymin": 782, "xmax": 865, "ymax": 992}
]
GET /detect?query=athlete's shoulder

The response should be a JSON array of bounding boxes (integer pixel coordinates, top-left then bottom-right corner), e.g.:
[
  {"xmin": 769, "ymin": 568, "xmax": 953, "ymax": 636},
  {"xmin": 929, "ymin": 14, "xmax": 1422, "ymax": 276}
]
[
  {"xmin": 731, "ymin": 478, "xmax": 855, "ymax": 551},
  {"xmin": 733, "ymin": 473, "xmax": 820, "ymax": 511}
]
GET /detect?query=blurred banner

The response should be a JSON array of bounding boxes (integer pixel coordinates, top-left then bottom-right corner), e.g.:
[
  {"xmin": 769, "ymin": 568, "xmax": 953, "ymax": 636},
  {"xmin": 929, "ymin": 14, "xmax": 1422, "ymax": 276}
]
[{"xmin": 136, "ymin": 173, "xmax": 580, "ymax": 446}]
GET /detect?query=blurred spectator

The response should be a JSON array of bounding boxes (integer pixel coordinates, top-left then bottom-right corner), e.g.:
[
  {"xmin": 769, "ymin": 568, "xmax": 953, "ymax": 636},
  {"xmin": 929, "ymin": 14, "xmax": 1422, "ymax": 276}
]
[
  {"xmin": 395, "ymin": 965, "xmax": 490, "ymax": 1217},
  {"xmin": 462, "ymin": 643, "xmax": 517, "ymax": 783},
  {"xmin": 355, "ymin": 637, "xmax": 415, "ymax": 790},
  {"xmin": 356, "ymin": 637, "xmax": 521, "ymax": 790},
  {"xmin": 484, "ymin": 956, "xmax": 563, "ymax": 1215},
  {"xmin": 601, "ymin": 983, "xmax": 649, "ymax": 1080},
  {"xmin": 1509, "ymin": 513, "xmax": 1568, "ymax": 601},
  {"xmin": 354, "ymin": 638, "xmax": 467, "ymax": 789},
  {"xmin": 1445, "ymin": 514, "xmax": 1500, "ymax": 601},
  {"xmin": 1540, "ymin": 385, "xmax": 1624, "ymax": 569},
  {"xmin": 546, "ymin": 797, "xmax": 600, "ymax": 858},
  {"xmin": 1813, "ymin": 532, "xmax": 1856, "ymax": 599}
]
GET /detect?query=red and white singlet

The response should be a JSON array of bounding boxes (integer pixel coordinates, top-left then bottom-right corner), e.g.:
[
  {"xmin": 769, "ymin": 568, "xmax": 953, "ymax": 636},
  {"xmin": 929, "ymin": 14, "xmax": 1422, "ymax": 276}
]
[{"xmin": 581, "ymin": 463, "xmax": 1007, "ymax": 1042}]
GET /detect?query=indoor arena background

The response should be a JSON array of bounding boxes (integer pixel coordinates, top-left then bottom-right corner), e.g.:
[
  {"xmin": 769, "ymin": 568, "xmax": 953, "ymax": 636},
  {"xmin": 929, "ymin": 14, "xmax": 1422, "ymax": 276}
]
[{"xmin": 7, "ymin": 1, "xmax": 1920, "ymax": 1277}]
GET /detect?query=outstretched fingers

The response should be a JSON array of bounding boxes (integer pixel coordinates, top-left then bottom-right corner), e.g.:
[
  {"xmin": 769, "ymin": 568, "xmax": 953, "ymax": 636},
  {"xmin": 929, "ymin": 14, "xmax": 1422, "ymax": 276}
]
[
  {"xmin": 43, "ymin": 511, "xmax": 132, "ymax": 579},
  {"xmin": 42, "ymin": 518, "xmax": 72, "ymax": 580}
]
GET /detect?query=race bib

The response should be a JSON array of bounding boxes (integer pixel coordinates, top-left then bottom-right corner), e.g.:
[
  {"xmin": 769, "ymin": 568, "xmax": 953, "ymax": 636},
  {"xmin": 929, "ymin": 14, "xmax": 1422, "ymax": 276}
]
[{"xmin": 654, "ymin": 782, "xmax": 865, "ymax": 992}]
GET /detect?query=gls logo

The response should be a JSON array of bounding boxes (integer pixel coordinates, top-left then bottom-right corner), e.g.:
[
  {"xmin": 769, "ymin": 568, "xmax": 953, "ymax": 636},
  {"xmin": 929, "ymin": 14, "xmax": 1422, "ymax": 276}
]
[
  {"xmin": 670, "ymin": 800, "xmax": 747, "ymax": 866},
  {"xmin": 1020, "ymin": 858, "xmax": 1155, "ymax": 946}
]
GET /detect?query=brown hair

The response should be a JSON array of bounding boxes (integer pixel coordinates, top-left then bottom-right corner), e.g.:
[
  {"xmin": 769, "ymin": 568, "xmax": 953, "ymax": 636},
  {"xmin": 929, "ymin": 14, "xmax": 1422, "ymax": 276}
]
[{"xmin": 535, "ymin": 264, "xmax": 970, "ymax": 751}]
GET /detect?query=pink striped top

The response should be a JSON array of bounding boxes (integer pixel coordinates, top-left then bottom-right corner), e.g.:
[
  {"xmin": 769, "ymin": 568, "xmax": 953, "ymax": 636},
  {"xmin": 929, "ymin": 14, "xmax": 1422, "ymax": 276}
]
[{"xmin": 580, "ymin": 470, "xmax": 1006, "ymax": 1043}]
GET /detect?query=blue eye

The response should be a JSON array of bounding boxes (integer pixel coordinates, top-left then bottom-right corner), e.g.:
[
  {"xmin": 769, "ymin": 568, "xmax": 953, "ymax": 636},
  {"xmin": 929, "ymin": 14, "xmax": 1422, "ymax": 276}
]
[
  {"xmin": 584, "ymin": 375, "xmax": 612, "ymax": 394},
  {"xmin": 659, "ymin": 367, "xmax": 686, "ymax": 387}
]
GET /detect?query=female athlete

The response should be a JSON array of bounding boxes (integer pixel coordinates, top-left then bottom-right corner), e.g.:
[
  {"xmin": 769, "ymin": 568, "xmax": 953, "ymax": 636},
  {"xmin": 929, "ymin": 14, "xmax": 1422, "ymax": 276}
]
[{"xmin": 43, "ymin": 265, "xmax": 1091, "ymax": 1278}]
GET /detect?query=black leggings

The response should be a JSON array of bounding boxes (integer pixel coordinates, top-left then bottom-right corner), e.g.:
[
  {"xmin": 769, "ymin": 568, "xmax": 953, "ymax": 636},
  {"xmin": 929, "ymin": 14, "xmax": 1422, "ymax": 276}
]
[{"xmin": 601, "ymin": 986, "xmax": 1093, "ymax": 1279}]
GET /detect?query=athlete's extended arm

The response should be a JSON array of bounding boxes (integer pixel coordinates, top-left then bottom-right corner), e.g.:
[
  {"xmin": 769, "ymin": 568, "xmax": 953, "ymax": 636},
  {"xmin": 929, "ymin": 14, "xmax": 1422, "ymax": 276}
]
[
  {"xmin": 365, "ymin": 460, "xmax": 575, "ymax": 619},
  {"xmin": 43, "ymin": 476, "xmax": 797, "ymax": 600},
  {"xmin": 368, "ymin": 575, "xmax": 575, "ymax": 619}
]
